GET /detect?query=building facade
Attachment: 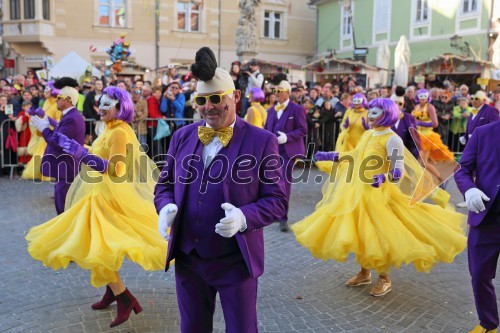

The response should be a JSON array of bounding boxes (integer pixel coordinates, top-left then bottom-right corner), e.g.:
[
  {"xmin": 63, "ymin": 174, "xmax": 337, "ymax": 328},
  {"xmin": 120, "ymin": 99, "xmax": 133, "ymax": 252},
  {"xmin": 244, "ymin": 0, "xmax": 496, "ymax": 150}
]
[
  {"xmin": 310, "ymin": 0, "xmax": 500, "ymax": 86},
  {"xmin": 1, "ymin": 0, "xmax": 315, "ymax": 75}
]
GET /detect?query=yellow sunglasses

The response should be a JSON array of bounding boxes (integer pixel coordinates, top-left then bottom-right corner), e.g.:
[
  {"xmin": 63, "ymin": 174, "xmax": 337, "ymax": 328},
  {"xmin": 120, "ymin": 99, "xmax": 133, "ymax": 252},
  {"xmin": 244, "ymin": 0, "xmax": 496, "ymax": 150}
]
[
  {"xmin": 195, "ymin": 89, "xmax": 235, "ymax": 106},
  {"xmin": 56, "ymin": 94, "xmax": 71, "ymax": 101},
  {"xmin": 272, "ymin": 89, "xmax": 289, "ymax": 94}
]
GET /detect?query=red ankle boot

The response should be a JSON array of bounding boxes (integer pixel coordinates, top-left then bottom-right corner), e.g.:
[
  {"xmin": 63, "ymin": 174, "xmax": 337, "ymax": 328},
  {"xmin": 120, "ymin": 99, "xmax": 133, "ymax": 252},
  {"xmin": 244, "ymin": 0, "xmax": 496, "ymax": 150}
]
[
  {"xmin": 109, "ymin": 288, "xmax": 142, "ymax": 328},
  {"xmin": 91, "ymin": 286, "xmax": 116, "ymax": 310}
]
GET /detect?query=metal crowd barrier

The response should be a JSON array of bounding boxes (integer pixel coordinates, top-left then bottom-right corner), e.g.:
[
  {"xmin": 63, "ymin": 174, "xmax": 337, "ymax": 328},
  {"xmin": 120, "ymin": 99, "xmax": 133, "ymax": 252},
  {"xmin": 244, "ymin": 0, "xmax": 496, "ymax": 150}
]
[{"xmin": 1, "ymin": 116, "xmax": 465, "ymax": 180}]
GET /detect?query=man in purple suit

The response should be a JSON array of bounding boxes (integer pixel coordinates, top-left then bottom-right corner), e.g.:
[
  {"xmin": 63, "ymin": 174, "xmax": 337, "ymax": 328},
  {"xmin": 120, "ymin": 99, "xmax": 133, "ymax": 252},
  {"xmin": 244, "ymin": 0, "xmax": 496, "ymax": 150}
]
[
  {"xmin": 461, "ymin": 90, "xmax": 499, "ymax": 146},
  {"xmin": 30, "ymin": 78, "xmax": 85, "ymax": 214},
  {"xmin": 456, "ymin": 90, "xmax": 499, "ymax": 209},
  {"xmin": 264, "ymin": 80, "xmax": 307, "ymax": 232},
  {"xmin": 455, "ymin": 121, "xmax": 500, "ymax": 333},
  {"xmin": 154, "ymin": 47, "xmax": 287, "ymax": 333}
]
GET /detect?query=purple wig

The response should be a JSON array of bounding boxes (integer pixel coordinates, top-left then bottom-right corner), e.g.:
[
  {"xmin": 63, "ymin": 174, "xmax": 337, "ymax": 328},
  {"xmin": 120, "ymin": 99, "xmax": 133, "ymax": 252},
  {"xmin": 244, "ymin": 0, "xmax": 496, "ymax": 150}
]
[
  {"xmin": 414, "ymin": 88, "xmax": 431, "ymax": 104},
  {"xmin": 102, "ymin": 86, "xmax": 134, "ymax": 123},
  {"xmin": 351, "ymin": 93, "xmax": 368, "ymax": 108},
  {"xmin": 45, "ymin": 81, "xmax": 60, "ymax": 97},
  {"xmin": 368, "ymin": 98, "xmax": 400, "ymax": 127},
  {"xmin": 250, "ymin": 87, "xmax": 265, "ymax": 103}
]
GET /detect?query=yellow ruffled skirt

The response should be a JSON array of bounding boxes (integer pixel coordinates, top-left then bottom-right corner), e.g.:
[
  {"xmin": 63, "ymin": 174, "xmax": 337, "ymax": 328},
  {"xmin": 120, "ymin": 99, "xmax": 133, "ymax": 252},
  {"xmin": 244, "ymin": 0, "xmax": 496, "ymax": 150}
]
[
  {"xmin": 22, "ymin": 131, "xmax": 52, "ymax": 181},
  {"xmin": 292, "ymin": 183, "xmax": 466, "ymax": 273},
  {"xmin": 26, "ymin": 173, "xmax": 167, "ymax": 287}
]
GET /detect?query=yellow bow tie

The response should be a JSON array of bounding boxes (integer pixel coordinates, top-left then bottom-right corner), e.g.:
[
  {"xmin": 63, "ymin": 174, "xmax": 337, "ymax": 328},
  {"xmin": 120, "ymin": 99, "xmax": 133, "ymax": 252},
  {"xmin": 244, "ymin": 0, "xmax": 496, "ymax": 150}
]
[
  {"xmin": 198, "ymin": 126, "xmax": 233, "ymax": 147},
  {"xmin": 470, "ymin": 107, "xmax": 478, "ymax": 115},
  {"xmin": 275, "ymin": 104, "xmax": 285, "ymax": 111}
]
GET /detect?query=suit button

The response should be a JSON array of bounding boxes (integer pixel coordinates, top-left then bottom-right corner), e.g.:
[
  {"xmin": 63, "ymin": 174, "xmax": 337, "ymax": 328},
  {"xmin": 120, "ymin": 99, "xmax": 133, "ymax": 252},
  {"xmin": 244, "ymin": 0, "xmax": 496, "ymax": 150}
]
[
  {"xmin": 198, "ymin": 200, "xmax": 202, "ymax": 205},
  {"xmin": 194, "ymin": 238, "xmax": 199, "ymax": 243}
]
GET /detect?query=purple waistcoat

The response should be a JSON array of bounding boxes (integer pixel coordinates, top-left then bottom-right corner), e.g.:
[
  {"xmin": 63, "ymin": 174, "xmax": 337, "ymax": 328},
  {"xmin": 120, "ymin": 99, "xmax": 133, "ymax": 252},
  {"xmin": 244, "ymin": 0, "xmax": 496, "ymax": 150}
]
[{"xmin": 177, "ymin": 143, "xmax": 239, "ymax": 258}]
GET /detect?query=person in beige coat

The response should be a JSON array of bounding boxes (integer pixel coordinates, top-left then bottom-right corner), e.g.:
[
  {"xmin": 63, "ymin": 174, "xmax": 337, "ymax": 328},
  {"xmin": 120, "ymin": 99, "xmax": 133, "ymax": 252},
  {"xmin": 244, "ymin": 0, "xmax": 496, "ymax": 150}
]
[{"xmin": 132, "ymin": 88, "xmax": 148, "ymax": 148}]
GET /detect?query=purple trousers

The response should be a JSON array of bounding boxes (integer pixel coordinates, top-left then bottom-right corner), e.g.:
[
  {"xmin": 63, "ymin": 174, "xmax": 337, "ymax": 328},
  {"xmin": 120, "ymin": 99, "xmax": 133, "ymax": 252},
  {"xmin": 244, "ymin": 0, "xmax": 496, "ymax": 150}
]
[
  {"xmin": 54, "ymin": 180, "xmax": 71, "ymax": 215},
  {"xmin": 468, "ymin": 223, "xmax": 500, "ymax": 330},
  {"xmin": 278, "ymin": 156, "xmax": 296, "ymax": 222},
  {"xmin": 175, "ymin": 251, "xmax": 258, "ymax": 333}
]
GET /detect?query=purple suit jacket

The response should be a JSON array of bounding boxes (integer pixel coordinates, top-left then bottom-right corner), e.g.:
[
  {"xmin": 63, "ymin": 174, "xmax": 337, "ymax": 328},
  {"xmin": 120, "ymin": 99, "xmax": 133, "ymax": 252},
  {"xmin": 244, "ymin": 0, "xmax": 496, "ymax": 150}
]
[
  {"xmin": 41, "ymin": 108, "xmax": 85, "ymax": 180},
  {"xmin": 154, "ymin": 117, "xmax": 288, "ymax": 278},
  {"xmin": 264, "ymin": 101, "xmax": 307, "ymax": 159},
  {"xmin": 464, "ymin": 104, "xmax": 499, "ymax": 143},
  {"xmin": 455, "ymin": 121, "xmax": 500, "ymax": 226}
]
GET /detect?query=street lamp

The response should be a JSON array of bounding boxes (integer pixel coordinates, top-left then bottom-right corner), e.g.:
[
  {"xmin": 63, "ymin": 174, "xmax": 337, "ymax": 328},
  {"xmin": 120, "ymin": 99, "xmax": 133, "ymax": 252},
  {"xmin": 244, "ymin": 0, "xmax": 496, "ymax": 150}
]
[{"xmin": 450, "ymin": 34, "xmax": 471, "ymax": 57}]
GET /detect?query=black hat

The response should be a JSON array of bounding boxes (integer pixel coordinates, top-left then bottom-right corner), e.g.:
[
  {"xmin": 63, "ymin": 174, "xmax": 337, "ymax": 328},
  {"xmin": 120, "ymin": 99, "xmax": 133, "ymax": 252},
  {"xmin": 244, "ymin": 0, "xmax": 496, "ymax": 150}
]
[{"xmin": 248, "ymin": 59, "xmax": 258, "ymax": 66}]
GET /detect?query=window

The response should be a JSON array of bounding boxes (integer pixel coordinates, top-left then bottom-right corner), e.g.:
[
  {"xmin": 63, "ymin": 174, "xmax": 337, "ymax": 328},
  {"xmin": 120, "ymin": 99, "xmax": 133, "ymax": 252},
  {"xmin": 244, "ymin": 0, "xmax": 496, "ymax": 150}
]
[
  {"xmin": 10, "ymin": 0, "xmax": 20, "ymax": 20},
  {"xmin": 373, "ymin": 0, "xmax": 390, "ymax": 34},
  {"xmin": 462, "ymin": 0, "xmax": 478, "ymax": 14},
  {"xmin": 415, "ymin": 0, "xmax": 428, "ymax": 22},
  {"xmin": 24, "ymin": 0, "xmax": 35, "ymax": 19},
  {"xmin": 341, "ymin": 4, "xmax": 352, "ymax": 37},
  {"xmin": 177, "ymin": 2, "xmax": 201, "ymax": 32},
  {"xmin": 43, "ymin": 0, "xmax": 50, "ymax": 20},
  {"xmin": 98, "ymin": 0, "xmax": 127, "ymax": 27},
  {"xmin": 264, "ymin": 11, "xmax": 283, "ymax": 39}
]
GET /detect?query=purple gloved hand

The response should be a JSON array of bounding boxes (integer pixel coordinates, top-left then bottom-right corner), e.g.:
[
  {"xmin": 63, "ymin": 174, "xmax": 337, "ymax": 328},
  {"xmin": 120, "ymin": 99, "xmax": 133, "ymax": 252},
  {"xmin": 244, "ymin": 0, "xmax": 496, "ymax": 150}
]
[
  {"xmin": 416, "ymin": 121, "xmax": 434, "ymax": 128},
  {"xmin": 59, "ymin": 135, "xmax": 108, "ymax": 173},
  {"xmin": 371, "ymin": 173, "xmax": 386, "ymax": 188},
  {"xmin": 343, "ymin": 117, "xmax": 350, "ymax": 129},
  {"xmin": 388, "ymin": 168, "xmax": 403, "ymax": 182},
  {"xmin": 53, "ymin": 132, "xmax": 69, "ymax": 148},
  {"xmin": 314, "ymin": 151, "xmax": 340, "ymax": 162},
  {"xmin": 28, "ymin": 107, "xmax": 46, "ymax": 118},
  {"xmin": 60, "ymin": 137, "xmax": 88, "ymax": 161},
  {"xmin": 361, "ymin": 117, "xmax": 370, "ymax": 130}
]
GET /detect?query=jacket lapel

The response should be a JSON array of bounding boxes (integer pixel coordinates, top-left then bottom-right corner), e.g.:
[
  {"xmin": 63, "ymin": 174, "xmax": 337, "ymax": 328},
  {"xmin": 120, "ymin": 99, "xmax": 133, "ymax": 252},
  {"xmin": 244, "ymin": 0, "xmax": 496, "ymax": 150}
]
[
  {"xmin": 223, "ymin": 117, "xmax": 247, "ymax": 202},
  {"xmin": 177, "ymin": 123, "xmax": 204, "ymax": 204}
]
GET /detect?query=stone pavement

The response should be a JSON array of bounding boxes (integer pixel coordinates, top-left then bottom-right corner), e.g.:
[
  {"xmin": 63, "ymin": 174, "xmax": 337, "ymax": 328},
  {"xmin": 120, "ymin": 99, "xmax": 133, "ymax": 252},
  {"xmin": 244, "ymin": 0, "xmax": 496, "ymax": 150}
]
[{"xmin": 0, "ymin": 166, "xmax": 494, "ymax": 333}]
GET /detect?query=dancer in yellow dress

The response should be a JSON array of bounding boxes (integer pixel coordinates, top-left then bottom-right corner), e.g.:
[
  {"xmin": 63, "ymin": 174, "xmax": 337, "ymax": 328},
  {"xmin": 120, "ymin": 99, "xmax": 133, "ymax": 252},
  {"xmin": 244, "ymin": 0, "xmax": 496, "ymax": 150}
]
[
  {"xmin": 26, "ymin": 87, "xmax": 167, "ymax": 328},
  {"xmin": 244, "ymin": 86, "xmax": 267, "ymax": 128},
  {"xmin": 22, "ymin": 81, "xmax": 62, "ymax": 180},
  {"xmin": 317, "ymin": 93, "xmax": 369, "ymax": 174},
  {"xmin": 292, "ymin": 98, "xmax": 466, "ymax": 297},
  {"xmin": 411, "ymin": 89, "xmax": 454, "ymax": 184},
  {"xmin": 335, "ymin": 93, "xmax": 370, "ymax": 152}
]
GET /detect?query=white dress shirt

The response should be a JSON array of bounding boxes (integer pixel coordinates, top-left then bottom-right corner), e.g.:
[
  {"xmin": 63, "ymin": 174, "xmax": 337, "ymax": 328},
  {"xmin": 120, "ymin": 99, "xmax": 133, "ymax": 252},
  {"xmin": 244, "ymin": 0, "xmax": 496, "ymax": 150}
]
[{"xmin": 276, "ymin": 99, "xmax": 290, "ymax": 119}]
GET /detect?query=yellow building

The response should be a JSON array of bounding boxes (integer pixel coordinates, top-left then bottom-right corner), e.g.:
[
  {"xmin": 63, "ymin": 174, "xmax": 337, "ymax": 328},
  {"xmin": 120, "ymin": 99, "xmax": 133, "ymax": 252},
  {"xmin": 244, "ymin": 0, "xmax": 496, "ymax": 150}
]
[{"xmin": 2, "ymin": 0, "xmax": 316, "ymax": 74}]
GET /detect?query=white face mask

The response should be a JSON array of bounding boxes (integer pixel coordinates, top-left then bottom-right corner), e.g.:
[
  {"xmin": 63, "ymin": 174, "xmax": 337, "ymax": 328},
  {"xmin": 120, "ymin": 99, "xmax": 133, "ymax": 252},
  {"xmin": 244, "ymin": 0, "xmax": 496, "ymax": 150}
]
[
  {"xmin": 417, "ymin": 93, "xmax": 429, "ymax": 100},
  {"xmin": 368, "ymin": 107, "xmax": 384, "ymax": 121},
  {"xmin": 352, "ymin": 97, "xmax": 363, "ymax": 105},
  {"xmin": 99, "ymin": 94, "xmax": 119, "ymax": 111}
]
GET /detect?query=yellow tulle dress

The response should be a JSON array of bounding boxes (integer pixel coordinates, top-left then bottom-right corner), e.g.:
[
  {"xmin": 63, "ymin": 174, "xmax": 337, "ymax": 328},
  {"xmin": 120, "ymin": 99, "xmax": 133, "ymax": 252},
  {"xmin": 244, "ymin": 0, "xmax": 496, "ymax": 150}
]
[
  {"xmin": 22, "ymin": 97, "xmax": 62, "ymax": 181},
  {"xmin": 292, "ymin": 128, "xmax": 466, "ymax": 274},
  {"xmin": 26, "ymin": 119, "xmax": 167, "ymax": 287},
  {"xmin": 244, "ymin": 102, "xmax": 267, "ymax": 128},
  {"xmin": 335, "ymin": 107, "xmax": 369, "ymax": 152},
  {"xmin": 411, "ymin": 103, "xmax": 454, "ymax": 162}
]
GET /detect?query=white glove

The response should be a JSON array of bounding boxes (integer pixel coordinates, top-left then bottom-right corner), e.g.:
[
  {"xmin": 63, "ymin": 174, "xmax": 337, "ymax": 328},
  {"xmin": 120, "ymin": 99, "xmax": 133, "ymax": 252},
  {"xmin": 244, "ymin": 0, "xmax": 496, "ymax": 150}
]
[
  {"xmin": 30, "ymin": 115, "xmax": 50, "ymax": 132},
  {"xmin": 158, "ymin": 203, "xmax": 178, "ymax": 240},
  {"xmin": 277, "ymin": 131, "xmax": 288, "ymax": 144},
  {"xmin": 464, "ymin": 188, "xmax": 490, "ymax": 214},
  {"xmin": 215, "ymin": 203, "xmax": 247, "ymax": 238},
  {"xmin": 459, "ymin": 136, "xmax": 466, "ymax": 145}
]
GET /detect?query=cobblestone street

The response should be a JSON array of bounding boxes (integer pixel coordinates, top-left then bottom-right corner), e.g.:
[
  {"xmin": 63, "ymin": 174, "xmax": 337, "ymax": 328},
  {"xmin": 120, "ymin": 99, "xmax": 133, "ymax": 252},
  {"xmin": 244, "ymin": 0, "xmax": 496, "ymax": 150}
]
[{"xmin": 0, "ymin": 167, "xmax": 493, "ymax": 333}]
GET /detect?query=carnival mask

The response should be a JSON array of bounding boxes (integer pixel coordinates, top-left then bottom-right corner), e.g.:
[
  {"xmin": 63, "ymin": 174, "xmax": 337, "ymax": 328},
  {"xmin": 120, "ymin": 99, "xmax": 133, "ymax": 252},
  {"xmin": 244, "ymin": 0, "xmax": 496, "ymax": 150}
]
[
  {"xmin": 368, "ymin": 106, "xmax": 384, "ymax": 121},
  {"xmin": 417, "ymin": 93, "xmax": 429, "ymax": 100},
  {"xmin": 99, "ymin": 94, "xmax": 119, "ymax": 111},
  {"xmin": 352, "ymin": 97, "xmax": 363, "ymax": 105}
]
